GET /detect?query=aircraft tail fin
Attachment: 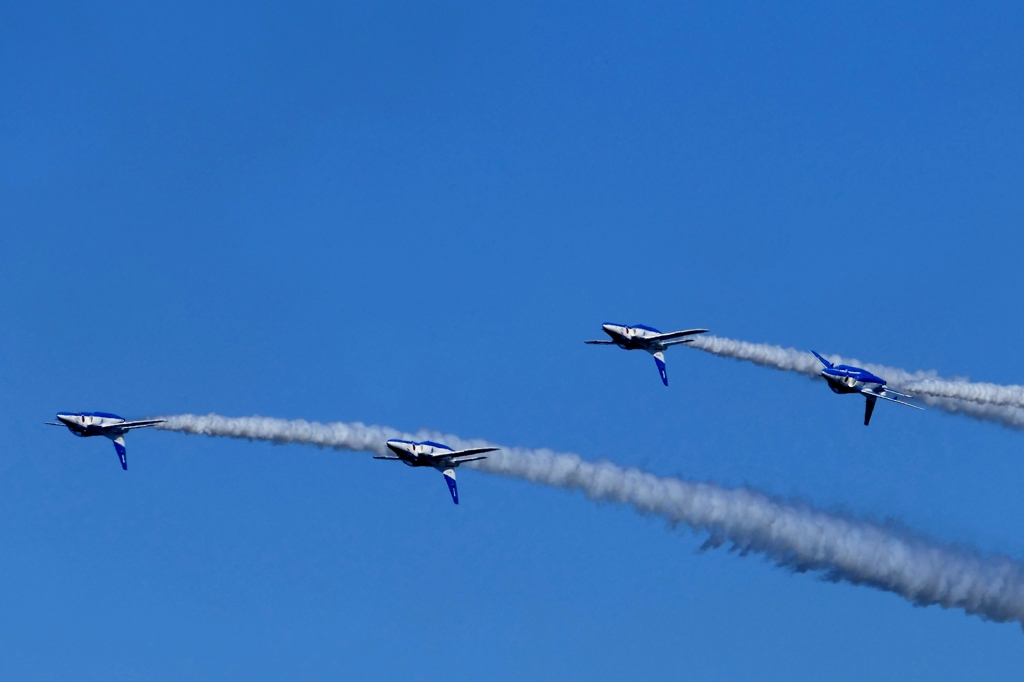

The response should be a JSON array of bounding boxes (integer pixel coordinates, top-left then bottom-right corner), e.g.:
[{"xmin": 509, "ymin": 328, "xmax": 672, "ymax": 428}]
[
  {"xmin": 653, "ymin": 351, "xmax": 668, "ymax": 386},
  {"xmin": 864, "ymin": 394, "xmax": 877, "ymax": 426},
  {"xmin": 442, "ymin": 468, "xmax": 458, "ymax": 505},
  {"xmin": 111, "ymin": 435, "xmax": 127, "ymax": 470},
  {"xmin": 811, "ymin": 351, "xmax": 834, "ymax": 369}
]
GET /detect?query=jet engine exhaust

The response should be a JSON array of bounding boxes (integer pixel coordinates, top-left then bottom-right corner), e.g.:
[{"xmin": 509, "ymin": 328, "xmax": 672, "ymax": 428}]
[{"xmin": 155, "ymin": 413, "xmax": 1024, "ymax": 627}]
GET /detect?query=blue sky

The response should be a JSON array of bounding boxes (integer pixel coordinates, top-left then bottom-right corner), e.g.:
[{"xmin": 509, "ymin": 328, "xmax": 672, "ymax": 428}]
[{"xmin": 3, "ymin": 1, "xmax": 1024, "ymax": 678}]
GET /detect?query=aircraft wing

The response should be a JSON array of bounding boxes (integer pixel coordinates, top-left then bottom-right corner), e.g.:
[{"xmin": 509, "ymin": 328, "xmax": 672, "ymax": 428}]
[
  {"xmin": 661, "ymin": 338, "xmax": 698, "ymax": 347},
  {"xmin": 433, "ymin": 447, "xmax": 499, "ymax": 459},
  {"xmin": 44, "ymin": 422, "xmax": 63, "ymax": 426},
  {"xmin": 118, "ymin": 419, "xmax": 167, "ymax": 430},
  {"xmin": 372, "ymin": 453, "xmax": 401, "ymax": 459},
  {"xmin": 861, "ymin": 389, "xmax": 924, "ymax": 410},
  {"xmin": 881, "ymin": 388, "xmax": 914, "ymax": 399},
  {"xmin": 647, "ymin": 329, "xmax": 709, "ymax": 342},
  {"xmin": 584, "ymin": 340, "xmax": 615, "ymax": 345},
  {"xmin": 447, "ymin": 454, "xmax": 489, "ymax": 464}
]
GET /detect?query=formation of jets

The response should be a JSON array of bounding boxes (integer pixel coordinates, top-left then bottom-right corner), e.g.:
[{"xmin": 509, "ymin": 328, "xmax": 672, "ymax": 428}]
[
  {"xmin": 46, "ymin": 322, "xmax": 924, "ymax": 503},
  {"xmin": 583, "ymin": 322, "xmax": 923, "ymax": 425}
]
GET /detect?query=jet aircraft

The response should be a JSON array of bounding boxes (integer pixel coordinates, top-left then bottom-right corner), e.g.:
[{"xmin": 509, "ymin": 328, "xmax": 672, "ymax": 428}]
[
  {"xmin": 45, "ymin": 412, "xmax": 165, "ymax": 470},
  {"xmin": 374, "ymin": 439, "xmax": 499, "ymax": 504},
  {"xmin": 810, "ymin": 351, "xmax": 923, "ymax": 425},
  {"xmin": 585, "ymin": 323, "xmax": 709, "ymax": 385}
]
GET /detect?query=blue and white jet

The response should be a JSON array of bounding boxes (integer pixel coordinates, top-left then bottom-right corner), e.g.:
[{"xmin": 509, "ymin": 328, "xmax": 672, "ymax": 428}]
[
  {"xmin": 45, "ymin": 412, "xmax": 165, "ymax": 470},
  {"xmin": 811, "ymin": 351, "xmax": 923, "ymax": 425},
  {"xmin": 374, "ymin": 439, "xmax": 499, "ymax": 505},
  {"xmin": 585, "ymin": 323, "xmax": 709, "ymax": 385}
]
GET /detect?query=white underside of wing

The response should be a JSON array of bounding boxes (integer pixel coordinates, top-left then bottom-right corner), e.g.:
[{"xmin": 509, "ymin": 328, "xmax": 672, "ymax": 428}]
[
  {"xmin": 443, "ymin": 447, "xmax": 499, "ymax": 458},
  {"xmin": 119, "ymin": 419, "xmax": 167, "ymax": 430},
  {"xmin": 647, "ymin": 329, "xmax": 709, "ymax": 342},
  {"xmin": 448, "ymin": 454, "xmax": 489, "ymax": 464},
  {"xmin": 861, "ymin": 390, "xmax": 924, "ymax": 410}
]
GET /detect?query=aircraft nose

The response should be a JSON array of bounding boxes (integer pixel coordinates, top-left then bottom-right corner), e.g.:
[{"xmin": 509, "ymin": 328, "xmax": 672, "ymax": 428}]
[
  {"xmin": 602, "ymin": 324, "xmax": 615, "ymax": 333},
  {"xmin": 56, "ymin": 414, "xmax": 75, "ymax": 426}
]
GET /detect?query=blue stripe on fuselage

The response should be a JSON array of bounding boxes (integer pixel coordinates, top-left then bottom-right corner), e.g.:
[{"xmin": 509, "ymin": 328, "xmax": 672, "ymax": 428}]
[
  {"xmin": 824, "ymin": 366, "xmax": 885, "ymax": 385},
  {"xmin": 59, "ymin": 411, "xmax": 124, "ymax": 420}
]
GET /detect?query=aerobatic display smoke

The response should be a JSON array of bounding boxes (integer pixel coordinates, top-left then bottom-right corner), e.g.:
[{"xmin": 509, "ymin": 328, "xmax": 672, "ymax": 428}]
[
  {"xmin": 687, "ymin": 335, "xmax": 1024, "ymax": 429},
  {"xmin": 156, "ymin": 413, "xmax": 1024, "ymax": 626}
]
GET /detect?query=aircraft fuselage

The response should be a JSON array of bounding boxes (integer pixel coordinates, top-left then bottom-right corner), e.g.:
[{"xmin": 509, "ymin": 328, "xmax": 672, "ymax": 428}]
[
  {"xmin": 600, "ymin": 323, "xmax": 669, "ymax": 352},
  {"xmin": 380, "ymin": 439, "xmax": 497, "ymax": 504},
  {"xmin": 820, "ymin": 366, "xmax": 886, "ymax": 395},
  {"xmin": 56, "ymin": 412, "xmax": 130, "ymax": 438},
  {"xmin": 587, "ymin": 322, "xmax": 709, "ymax": 386},
  {"xmin": 49, "ymin": 412, "xmax": 165, "ymax": 470},
  {"xmin": 386, "ymin": 439, "xmax": 460, "ymax": 471}
]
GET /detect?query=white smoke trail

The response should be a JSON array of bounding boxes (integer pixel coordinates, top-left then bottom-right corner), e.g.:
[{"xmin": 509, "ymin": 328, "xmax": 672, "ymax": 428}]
[
  {"xmin": 687, "ymin": 335, "xmax": 1024, "ymax": 428},
  {"xmin": 156, "ymin": 413, "xmax": 1024, "ymax": 626}
]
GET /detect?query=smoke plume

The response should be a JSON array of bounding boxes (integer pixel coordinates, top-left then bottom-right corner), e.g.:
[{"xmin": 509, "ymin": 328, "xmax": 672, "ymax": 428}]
[
  {"xmin": 687, "ymin": 335, "xmax": 1024, "ymax": 429},
  {"xmin": 156, "ymin": 413, "xmax": 1024, "ymax": 626}
]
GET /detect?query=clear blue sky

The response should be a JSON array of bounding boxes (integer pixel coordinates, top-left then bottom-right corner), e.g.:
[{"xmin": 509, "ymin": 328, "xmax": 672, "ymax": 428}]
[{"xmin": 3, "ymin": 1, "xmax": 1024, "ymax": 678}]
